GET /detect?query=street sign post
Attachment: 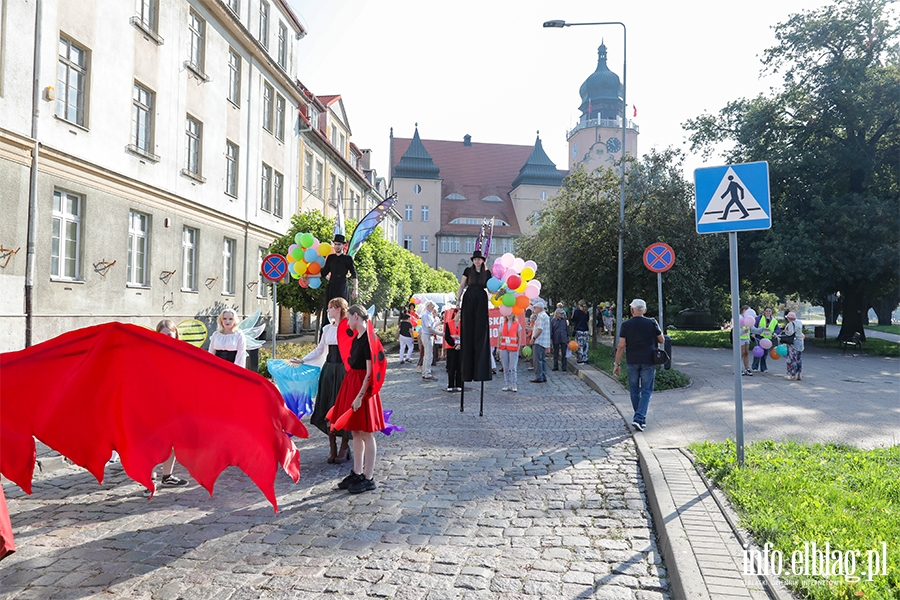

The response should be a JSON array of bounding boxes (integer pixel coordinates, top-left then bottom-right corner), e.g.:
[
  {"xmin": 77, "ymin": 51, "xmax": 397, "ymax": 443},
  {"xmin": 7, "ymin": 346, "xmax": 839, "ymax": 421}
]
[
  {"xmin": 261, "ymin": 254, "xmax": 287, "ymax": 359},
  {"xmin": 694, "ymin": 161, "xmax": 772, "ymax": 466},
  {"xmin": 643, "ymin": 243, "xmax": 675, "ymax": 330}
]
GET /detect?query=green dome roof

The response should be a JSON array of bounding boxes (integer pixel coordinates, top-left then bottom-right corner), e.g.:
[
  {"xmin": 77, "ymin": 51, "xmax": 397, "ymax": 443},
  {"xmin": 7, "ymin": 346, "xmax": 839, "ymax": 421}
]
[
  {"xmin": 393, "ymin": 127, "xmax": 440, "ymax": 179},
  {"xmin": 512, "ymin": 135, "xmax": 563, "ymax": 188},
  {"xmin": 579, "ymin": 43, "xmax": 623, "ymax": 120}
]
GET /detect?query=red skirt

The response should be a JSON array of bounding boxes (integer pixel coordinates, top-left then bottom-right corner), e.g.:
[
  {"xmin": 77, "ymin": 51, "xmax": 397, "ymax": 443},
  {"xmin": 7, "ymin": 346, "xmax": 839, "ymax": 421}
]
[{"xmin": 326, "ymin": 369, "xmax": 385, "ymax": 433}]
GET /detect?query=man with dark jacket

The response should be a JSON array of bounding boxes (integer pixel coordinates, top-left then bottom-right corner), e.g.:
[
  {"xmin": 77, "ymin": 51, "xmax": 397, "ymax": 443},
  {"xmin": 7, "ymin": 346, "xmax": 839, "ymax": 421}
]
[{"xmin": 550, "ymin": 308, "xmax": 570, "ymax": 371}]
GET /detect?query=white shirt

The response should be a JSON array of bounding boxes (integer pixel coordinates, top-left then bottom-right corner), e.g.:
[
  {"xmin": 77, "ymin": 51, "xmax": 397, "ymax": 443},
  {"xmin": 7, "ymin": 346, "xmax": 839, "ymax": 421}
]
[
  {"xmin": 300, "ymin": 323, "xmax": 339, "ymax": 368},
  {"xmin": 208, "ymin": 330, "xmax": 247, "ymax": 368}
]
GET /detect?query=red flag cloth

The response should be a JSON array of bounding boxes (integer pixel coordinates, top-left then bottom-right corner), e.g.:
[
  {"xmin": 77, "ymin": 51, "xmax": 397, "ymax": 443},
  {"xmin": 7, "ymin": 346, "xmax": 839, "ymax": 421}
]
[
  {"xmin": 0, "ymin": 486, "xmax": 15, "ymax": 561},
  {"xmin": 633, "ymin": 105, "xmax": 637, "ymax": 117},
  {"xmin": 0, "ymin": 322, "xmax": 307, "ymax": 512},
  {"xmin": 336, "ymin": 317, "xmax": 354, "ymax": 371}
]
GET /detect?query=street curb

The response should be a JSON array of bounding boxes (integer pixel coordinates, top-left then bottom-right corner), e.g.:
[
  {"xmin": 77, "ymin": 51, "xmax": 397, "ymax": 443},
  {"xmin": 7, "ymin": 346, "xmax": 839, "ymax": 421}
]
[
  {"xmin": 569, "ymin": 362, "xmax": 708, "ymax": 600},
  {"xmin": 35, "ymin": 455, "xmax": 71, "ymax": 474}
]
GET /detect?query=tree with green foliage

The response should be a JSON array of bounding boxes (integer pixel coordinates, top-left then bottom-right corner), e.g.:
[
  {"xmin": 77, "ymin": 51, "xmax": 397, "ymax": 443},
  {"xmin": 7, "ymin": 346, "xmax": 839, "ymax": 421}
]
[
  {"xmin": 517, "ymin": 148, "xmax": 718, "ymax": 328},
  {"xmin": 685, "ymin": 0, "xmax": 899, "ymax": 339},
  {"xmin": 268, "ymin": 210, "xmax": 458, "ymax": 319}
]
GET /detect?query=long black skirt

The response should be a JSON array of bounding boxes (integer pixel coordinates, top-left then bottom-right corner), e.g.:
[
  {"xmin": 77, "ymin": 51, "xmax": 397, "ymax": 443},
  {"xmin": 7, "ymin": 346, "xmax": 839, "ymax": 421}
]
[
  {"xmin": 460, "ymin": 289, "xmax": 492, "ymax": 382},
  {"xmin": 309, "ymin": 361, "xmax": 348, "ymax": 437}
]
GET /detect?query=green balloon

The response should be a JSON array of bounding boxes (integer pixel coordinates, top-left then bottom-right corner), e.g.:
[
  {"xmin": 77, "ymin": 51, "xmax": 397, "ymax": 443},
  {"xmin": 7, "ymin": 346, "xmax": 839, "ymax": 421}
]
[
  {"xmin": 293, "ymin": 232, "xmax": 304, "ymax": 245},
  {"xmin": 290, "ymin": 246, "xmax": 304, "ymax": 260},
  {"xmin": 522, "ymin": 346, "xmax": 532, "ymax": 357},
  {"xmin": 300, "ymin": 232, "xmax": 315, "ymax": 248},
  {"xmin": 502, "ymin": 292, "xmax": 516, "ymax": 307}
]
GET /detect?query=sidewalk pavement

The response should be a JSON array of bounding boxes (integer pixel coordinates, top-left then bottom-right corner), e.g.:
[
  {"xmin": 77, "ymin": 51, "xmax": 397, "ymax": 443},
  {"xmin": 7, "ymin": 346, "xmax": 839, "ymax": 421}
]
[
  {"xmin": 9, "ymin": 343, "xmax": 898, "ymax": 599},
  {"xmin": 569, "ymin": 341, "xmax": 899, "ymax": 600}
]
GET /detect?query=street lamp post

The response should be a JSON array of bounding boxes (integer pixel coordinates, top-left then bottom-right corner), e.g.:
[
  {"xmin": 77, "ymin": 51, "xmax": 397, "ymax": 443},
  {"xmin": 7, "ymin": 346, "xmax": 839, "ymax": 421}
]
[{"xmin": 543, "ymin": 19, "xmax": 627, "ymax": 348}]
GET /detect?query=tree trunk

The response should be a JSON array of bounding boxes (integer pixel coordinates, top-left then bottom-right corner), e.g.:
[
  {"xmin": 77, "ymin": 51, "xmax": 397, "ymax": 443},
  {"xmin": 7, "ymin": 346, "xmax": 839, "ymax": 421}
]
[
  {"xmin": 871, "ymin": 297, "xmax": 898, "ymax": 327},
  {"xmin": 837, "ymin": 290, "xmax": 867, "ymax": 342}
]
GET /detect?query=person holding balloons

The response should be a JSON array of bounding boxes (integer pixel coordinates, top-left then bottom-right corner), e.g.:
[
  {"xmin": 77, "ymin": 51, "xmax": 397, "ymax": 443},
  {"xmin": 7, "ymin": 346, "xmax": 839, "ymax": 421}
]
[
  {"xmin": 456, "ymin": 250, "xmax": 493, "ymax": 382},
  {"xmin": 320, "ymin": 233, "xmax": 357, "ymax": 305},
  {"xmin": 571, "ymin": 301, "xmax": 591, "ymax": 363},
  {"xmin": 751, "ymin": 306, "xmax": 780, "ymax": 373}
]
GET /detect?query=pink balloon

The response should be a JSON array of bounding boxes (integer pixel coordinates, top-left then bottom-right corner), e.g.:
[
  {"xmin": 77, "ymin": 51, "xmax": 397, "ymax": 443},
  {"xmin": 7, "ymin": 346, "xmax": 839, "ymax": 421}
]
[
  {"xmin": 492, "ymin": 264, "xmax": 505, "ymax": 279},
  {"xmin": 524, "ymin": 285, "xmax": 539, "ymax": 299},
  {"xmin": 512, "ymin": 257, "xmax": 525, "ymax": 272},
  {"xmin": 742, "ymin": 316, "xmax": 756, "ymax": 327},
  {"xmin": 503, "ymin": 268, "xmax": 518, "ymax": 282},
  {"xmin": 499, "ymin": 305, "xmax": 513, "ymax": 316},
  {"xmin": 501, "ymin": 253, "xmax": 515, "ymax": 268},
  {"xmin": 524, "ymin": 260, "xmax": 537, "ymax": 272},
  {"xmin": 531, "ymin": 279, "xmax": 542, "ymax": 290},
  {"xmin": 759, "ymin": 338, "xmax": 773, "ymax": 349}
]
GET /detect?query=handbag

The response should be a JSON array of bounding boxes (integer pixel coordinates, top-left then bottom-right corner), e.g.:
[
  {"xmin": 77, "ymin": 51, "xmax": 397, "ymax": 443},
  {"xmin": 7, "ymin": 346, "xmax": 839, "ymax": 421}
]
[
  {"xmin": 779, "ymin": 323, "xmax": 796, "ymax": 345},
  {"xmin": 653, "ymin": 348, "xmax": 669, "ymax": 365}
]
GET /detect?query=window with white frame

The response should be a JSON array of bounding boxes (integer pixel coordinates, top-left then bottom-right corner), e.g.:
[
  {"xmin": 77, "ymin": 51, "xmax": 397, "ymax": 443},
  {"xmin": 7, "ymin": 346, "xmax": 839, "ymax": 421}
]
[
  {"xmin": 403, "ymin": 235, "xmax": 412, "ymax": 251},
  {"xmin": 131, "ymin": 82, "xmax": 153, "ymax": 155},
  {"xmin": 275, "ymin": 94, "xmax": 285, "ymax": 141},
  {"xmin": 421, "ymin": 205, "xmax": 429, "ymax": 222},
  {"xmin": 339, "ymin": 133, "xmax": 346, "ymax": 156},
  {"xmin": 330, "ymin": 125, "xmax": 337, "ymax": 146},
  {"xmin": 225, "ymin": 141, "xmax": 238, "ymax": 197},
  {"xmin": 137, "ymin": 0, "xmax": 158, "ymax": 32},
  {"xmin": 51, "ymin": 190, "xmax": 81, "ymax": 280},
  {"xmin": 226, "ymin": 0, "xmax": 239, "ymax": 16},
  {"xmin": 489, "ymin": 238, "xmax": 497, "ymax": 256},
  {"xmin": 185, "ymin": 115, "xmax": 202, "ymax": 176},
  {"xmin": 404, "ymin": 204, "xmax": 412, "ymax": 221},
  {"xmin": 56, "ymin": 37, "xmax": 87, "ymax": 126},
  {"xmin": 329, "ymin": 174, "xmax": 336, "ymax": 204},
  {"xmin": 188, "ymin": 10, "xmax": 205, "ymax": 72},
  {"xmin": 337, "ymin": 180, "xmax": 344, "ymax": 205},
  {"xmin": 127, "ymin": 211, "xmax": 149, "ymax": 285},
  {"xmin": 451, "ymin": 237, "xmax": 460, "ymax": 253},
  {"xmin": 303, "ymin": 151, "xmax": 313, "ymax": 191},
  {"xmin": 273, "ymin": 171, "xmax": 283, "ymax": 217},
  {"xmin": 277, "ymin": 22, "xmax": 287, "ymax": 68},
  {"xmin": 262, "ymin": 82, "xmax": 273, "ymax": 132},
  {"xmin": 465, "ymin": 237, "xmax": 475, "ymax": 254},
  {"xmin": 257, "ymin": 247, "xmax": 268, "ymax": 298},
  {"xmin": 223, "ymin": 238, "xmax": 235, "ymax": 294},
  {"xmin": 440, "ymin": 237, "xmax": 448, "ymax": 253},
  {"xmin": 227, "ymin": 48, "xmax": 241, "ymax": 105},
  {"xmin": 315, "ymin": 161, "xmax": 323, "ymax": 196},
  {"xmin": 182, "ymin": 226, "xmax": 198, "ymax": 290},
  {"xmin": 309, "ymin": 105, "xmax": 319, "ymax": 128},
  {"xmin": 420, "ymin": 236, "xmax": 429, "ymax": 253},
  {"xmin": 260, "ymin": 163, "xmax": 271, "ymax": 212},
  {"xmin": 259, "ymin": 1, "xmax": 269, "ymax": 48}
]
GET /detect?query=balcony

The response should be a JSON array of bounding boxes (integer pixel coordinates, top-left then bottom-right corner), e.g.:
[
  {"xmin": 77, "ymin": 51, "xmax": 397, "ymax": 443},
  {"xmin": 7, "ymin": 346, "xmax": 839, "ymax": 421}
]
[{"xmin": 566, "ymin": 117, "xmax": 639, "ymax": 139}]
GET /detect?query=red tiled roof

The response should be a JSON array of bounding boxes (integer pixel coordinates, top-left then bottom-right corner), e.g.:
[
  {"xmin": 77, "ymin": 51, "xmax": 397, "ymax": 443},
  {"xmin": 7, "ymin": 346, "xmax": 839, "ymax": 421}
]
[
  {"xmin": 391, "ymin": 137, "xmax": 549, "ymax": 237},
  {"xmin": 316, "ymin": 95, "xmax": 341, "ymax": 106}
]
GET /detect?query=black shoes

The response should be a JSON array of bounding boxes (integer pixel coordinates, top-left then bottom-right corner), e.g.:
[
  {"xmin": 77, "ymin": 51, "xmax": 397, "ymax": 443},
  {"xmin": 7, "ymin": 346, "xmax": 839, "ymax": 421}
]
[
  {"xmin": 348, "ymin": 477, "xmax": 376, "ymax": 494},
  {"xmin": 338, "ymin": 471, "xmax": 363, "ymax": 490}
]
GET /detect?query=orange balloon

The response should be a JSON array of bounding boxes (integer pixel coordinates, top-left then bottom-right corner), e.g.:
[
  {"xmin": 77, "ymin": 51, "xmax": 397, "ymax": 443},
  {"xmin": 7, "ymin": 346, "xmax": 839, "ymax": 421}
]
[
  {"xmin": 306, "ymin": 261, "xmax": 321, "ymax": 275},
  {"xmin": 568, "ymin": 340, "xmax": 579, "ymax": 351},
  {"xmin": 515, "ymin": 295, "xmax": 530, "ymax": 309},
  {"xmin": 512, "ymin": 305, "xmax": 524, "ymax": 315},
  {"xmin": 769, "ymin": 348, "xmax": 781, "ymax": 360}
]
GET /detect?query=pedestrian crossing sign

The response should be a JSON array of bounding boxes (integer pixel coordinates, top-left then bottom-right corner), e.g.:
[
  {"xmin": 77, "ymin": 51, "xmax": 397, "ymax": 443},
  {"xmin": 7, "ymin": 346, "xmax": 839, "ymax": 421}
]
[{"xmin": 694, "ymin": 161, "xmax": 771, "ymax": 234}]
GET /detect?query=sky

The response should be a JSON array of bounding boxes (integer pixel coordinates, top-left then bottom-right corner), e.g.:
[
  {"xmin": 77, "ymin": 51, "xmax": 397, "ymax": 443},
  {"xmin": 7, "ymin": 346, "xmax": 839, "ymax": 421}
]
[{"xmin": 286, "ymin": 0, "xmax": 835, "ymax": 182}]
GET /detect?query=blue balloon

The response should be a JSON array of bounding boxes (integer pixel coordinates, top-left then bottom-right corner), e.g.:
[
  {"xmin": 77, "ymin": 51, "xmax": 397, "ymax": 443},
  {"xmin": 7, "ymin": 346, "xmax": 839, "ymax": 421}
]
[
  {"xmin": 308, "ymin": 276, "xmax": 321, "ymax": 289},
  {"xmin": 317, "ymin": 256, "xmax": 326, "ymax": 267},
  {"xmin": 304, "ymin": 248, "xmax": 319, "ymax": 263},
  {"xmin": 487, "ymin": 277, "xmax": 502, "ymax": 293}
]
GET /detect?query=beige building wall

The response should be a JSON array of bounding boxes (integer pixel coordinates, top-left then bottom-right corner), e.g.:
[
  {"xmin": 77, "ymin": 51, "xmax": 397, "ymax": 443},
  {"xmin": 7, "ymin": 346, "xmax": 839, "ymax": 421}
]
[
  {"xmin": 393, "ymin": 177, "xmax": 441, "ymax": 267},
  {"xmin": 567, "ymin": 124, "xmax": 639, "ymax": 174}
]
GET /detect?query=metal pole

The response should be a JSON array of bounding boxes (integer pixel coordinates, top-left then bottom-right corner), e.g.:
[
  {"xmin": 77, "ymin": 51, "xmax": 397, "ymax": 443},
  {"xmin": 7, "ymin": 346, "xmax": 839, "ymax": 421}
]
[
  {"xmin": 657, "ymin": 272, "xmax": 663, "ymax": 332},
  {"xmin": 24, "ymin": 0, "xmax": 43, "ymax": 347},
  {"xmin": 614, "ymin": 25, "xmax": 627, "ymax": 351},
  {"xmin": 272, "ymin": 282, "xmax": 278, "ymax": 360},
  {"xmin": 729, "ymin": 232, "xmax": 744, "ymax": 466}
]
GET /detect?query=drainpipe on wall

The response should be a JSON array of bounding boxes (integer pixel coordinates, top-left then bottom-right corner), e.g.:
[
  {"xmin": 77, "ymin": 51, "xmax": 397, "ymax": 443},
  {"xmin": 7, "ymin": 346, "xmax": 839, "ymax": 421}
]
[
  {"xmin": 240, "ymin": 56, "xmax": 254, "ymax": 322},
  {"xmin": 24, "ymin": 0, "xmax": 43, "ymax": 347}
]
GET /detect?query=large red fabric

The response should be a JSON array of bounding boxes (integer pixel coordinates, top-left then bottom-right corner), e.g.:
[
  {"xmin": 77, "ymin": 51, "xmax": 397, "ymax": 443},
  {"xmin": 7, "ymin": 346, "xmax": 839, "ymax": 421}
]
[
  {"xmin": 0, "ymin": 322, "xmax": 307, "ymax": 512},
  {"xmin": 0, "ymin": 486, "xmax": 15, "ymax": 560},
  {"xmin": 336, "ymin": 317, "xmax": 354, "ymax": 370}
]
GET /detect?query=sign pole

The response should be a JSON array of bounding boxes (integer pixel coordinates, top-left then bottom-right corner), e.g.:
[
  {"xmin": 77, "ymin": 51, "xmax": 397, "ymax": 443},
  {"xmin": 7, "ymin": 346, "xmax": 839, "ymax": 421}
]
[
  {"xmin": 272, "ymin": 281, "xmax": 278, "ymax": 360},
  {"xmin": 657, "ymin": 272, "xmax": 663, "ymax": 331},
  {"xmin": 729, "ymin": 232, "xmax": 744, "ymax": 466}
]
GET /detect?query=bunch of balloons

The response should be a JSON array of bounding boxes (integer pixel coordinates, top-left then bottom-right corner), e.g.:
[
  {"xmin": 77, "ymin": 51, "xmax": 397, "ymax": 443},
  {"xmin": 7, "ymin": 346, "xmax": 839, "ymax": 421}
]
[
  {"xmin": 286, "ymin": 232, "xmax": 331, "ymax": 289},
  {"xmin": 407, "ymin": 297, "xmax": 421, "ymax": 338},
  {"xmin": 486, "ymin": 253, "xmax": 541, "ymax": 316}
]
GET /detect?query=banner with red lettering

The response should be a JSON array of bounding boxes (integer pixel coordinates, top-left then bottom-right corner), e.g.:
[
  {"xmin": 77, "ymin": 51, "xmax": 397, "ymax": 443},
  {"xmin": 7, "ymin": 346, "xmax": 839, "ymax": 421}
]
[{"xmin": 489, "ymin": 309, "xmax": 526, "ymax": 347}]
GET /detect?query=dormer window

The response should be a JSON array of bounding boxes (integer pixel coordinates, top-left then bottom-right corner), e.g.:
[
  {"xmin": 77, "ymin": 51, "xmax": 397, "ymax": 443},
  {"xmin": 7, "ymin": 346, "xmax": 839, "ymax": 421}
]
[{"xmin": 481, "ymin": 195, "xmax": 503, "ymax": 202}]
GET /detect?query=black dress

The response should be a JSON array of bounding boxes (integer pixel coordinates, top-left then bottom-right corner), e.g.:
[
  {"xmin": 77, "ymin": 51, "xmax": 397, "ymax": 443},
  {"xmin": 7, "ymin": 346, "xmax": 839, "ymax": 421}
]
[
  {"xmin": 321, "ymin": 253, "xmax": 356, "ymax": 304},
  {"xmin": 459, "ymin": 265, "xmax": 492, "ymax": 382}
]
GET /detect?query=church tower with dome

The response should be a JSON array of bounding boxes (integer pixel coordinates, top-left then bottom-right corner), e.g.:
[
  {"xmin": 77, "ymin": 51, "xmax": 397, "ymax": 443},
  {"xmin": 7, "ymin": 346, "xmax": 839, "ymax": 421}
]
[{"xmin": 567, "ymin": 42, "xmax": 639, "ymax": 173}]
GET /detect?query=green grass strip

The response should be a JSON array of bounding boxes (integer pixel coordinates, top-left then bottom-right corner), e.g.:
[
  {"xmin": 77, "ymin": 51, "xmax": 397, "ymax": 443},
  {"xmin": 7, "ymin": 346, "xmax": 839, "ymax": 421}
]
[{"xmin": 690, "ymin": 440, "xmax": 900, "ymax": 599}]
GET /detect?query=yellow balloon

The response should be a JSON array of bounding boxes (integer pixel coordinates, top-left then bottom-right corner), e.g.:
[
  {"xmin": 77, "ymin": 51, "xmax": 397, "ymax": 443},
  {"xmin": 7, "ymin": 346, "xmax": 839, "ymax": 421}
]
[
  {"xmin": 516, "ymin": 281, "xmax": 528, "ymax": 293},
  {"xmin": 318, "ymin": 243, "xmax": 332, "ymax": 257},
  {"xmin": 294, "ymin": 261, "xmax": 308, "ymax": 275},
  {"xmin": 490, "ymin": 295, "xmax": 503, "ymax": 307},
  {"xmin": 521, "ymin": 267, "xmax": 535, "ymax": 281}
]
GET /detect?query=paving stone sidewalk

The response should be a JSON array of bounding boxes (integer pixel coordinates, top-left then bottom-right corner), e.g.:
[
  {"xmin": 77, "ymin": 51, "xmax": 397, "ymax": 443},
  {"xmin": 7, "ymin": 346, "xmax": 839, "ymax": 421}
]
[{"xmin": 2, "ymin": 358, "xmax": 670, "ymax": 599}]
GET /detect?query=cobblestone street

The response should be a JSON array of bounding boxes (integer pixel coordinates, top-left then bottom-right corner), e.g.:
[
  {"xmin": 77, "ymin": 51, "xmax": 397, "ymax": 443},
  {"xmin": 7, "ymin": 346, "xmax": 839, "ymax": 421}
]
[{"xmin": 2, "ymin": 356, "xmax": 669, "ymax": 599}]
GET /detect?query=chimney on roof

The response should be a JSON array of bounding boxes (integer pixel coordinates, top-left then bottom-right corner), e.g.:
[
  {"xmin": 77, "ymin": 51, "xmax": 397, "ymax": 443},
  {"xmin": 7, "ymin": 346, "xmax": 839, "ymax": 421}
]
[{"xmin": 463, "ymin": 134, "xmax": 472, "ymax": 146}]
